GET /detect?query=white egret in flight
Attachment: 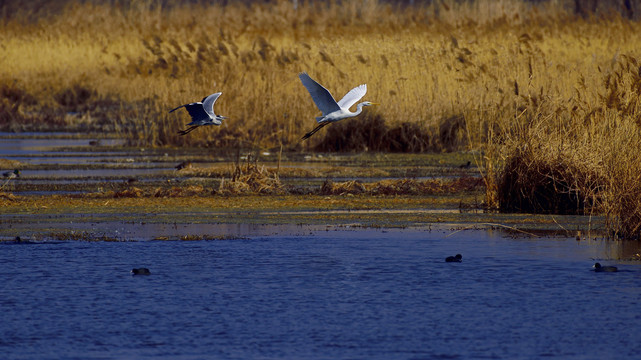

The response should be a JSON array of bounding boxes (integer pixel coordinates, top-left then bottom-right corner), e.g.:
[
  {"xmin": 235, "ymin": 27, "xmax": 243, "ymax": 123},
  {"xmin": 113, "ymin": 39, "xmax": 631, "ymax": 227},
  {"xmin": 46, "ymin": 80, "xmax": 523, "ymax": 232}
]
[
  {"xmin": 298, "ymin": 72, "xmax": 378, "ymax": 140},
  {"xmin": 170, "ymin": 92, "xmax": 227, "ymax": 136}
]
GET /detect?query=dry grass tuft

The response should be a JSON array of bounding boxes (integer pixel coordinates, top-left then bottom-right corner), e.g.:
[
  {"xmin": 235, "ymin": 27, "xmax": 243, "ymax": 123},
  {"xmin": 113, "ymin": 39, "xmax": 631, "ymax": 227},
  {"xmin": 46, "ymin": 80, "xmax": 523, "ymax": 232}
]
[
  {"xmin": 0, "ymin": 191, "xmax": 18, "ymax": 202},
  {"xmin": 320, "ymin": 179, "xmax": 367, "ymax": 196},
  {"xmin": 154, "ymin": 185, "xmax": 206, "ymax": 198},
  {"xmin": 113, "ymin": 187, "xmax": 145, "ymax": 198},
  {"xmin": 320, "ymin": 177, "xmax": 483, "ymax": 196},
  {"xmin": 216, "ymin": 160, "xmax": 285, "ymax": 195},
  {"xmin": 113, "ymin": 185, "xmax": 208, "ymax": 198},
  {"xmin": 0, "ymin": 158, "xmax": 22, "ymax": 168}
]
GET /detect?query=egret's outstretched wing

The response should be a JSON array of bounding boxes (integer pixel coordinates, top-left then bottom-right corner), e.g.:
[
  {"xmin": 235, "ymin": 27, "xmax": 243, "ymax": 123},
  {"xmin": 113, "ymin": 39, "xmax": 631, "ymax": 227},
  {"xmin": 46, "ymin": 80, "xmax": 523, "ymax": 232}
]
[
  {"xmin": 202, "ymin": 92, "xmax": 222, "ymax": 118},
  {"xmin": 298, "ymin": 73, "xmax": 340, "ymax": 116},
  {"xmin": 337, "ymin": 84, "xmax": 367, "ymax": 110}
]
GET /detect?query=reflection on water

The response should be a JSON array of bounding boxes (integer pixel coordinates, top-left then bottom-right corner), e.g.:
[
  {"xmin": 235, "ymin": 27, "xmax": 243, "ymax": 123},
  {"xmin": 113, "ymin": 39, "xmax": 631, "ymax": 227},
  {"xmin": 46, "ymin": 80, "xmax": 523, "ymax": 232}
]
[{"xmin": 1, "ymin": 228, "xmax": 640, "ymax": 359}]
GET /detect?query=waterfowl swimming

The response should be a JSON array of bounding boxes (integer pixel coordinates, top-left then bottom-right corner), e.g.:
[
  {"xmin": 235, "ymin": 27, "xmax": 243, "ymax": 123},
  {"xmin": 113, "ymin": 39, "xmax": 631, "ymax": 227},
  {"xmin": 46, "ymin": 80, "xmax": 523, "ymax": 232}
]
[
  {"xmin": 131, "ymin": 268, "xmax": 151, "ymax": 275},
  {"xmin": 445, "ymin": 254, "xmax": 462, "ymax": 262},
  {"xmin": 593, "ymin": 263, "xmax": 617, "ymax": 272}
]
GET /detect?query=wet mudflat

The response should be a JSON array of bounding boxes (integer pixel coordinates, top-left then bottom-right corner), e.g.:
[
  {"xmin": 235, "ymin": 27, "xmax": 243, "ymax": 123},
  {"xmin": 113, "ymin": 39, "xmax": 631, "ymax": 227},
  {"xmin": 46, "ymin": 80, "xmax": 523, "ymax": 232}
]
[
  {"xmin": 1, "ymin": 131, "xmax": 491, "ymax": 240},
  {"xmin": 0, "ymin": 132, "xmax": 478, "ymax": 195}
]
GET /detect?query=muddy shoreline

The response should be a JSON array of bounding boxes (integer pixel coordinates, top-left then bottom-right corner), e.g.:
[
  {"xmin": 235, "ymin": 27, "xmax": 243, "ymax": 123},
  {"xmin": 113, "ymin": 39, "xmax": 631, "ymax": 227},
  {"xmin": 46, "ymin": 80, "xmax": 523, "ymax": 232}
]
[{"xmin": 0, "ymin": 193, "xmax": 604, "ymax": 242}]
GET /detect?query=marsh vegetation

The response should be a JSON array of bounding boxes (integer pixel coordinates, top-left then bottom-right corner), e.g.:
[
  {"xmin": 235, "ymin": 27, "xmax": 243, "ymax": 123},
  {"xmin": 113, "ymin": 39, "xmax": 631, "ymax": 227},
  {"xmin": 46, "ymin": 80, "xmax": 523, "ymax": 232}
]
[{"xmin": 1, "ymin": 0, "xmax": 641, "ymax": 238}]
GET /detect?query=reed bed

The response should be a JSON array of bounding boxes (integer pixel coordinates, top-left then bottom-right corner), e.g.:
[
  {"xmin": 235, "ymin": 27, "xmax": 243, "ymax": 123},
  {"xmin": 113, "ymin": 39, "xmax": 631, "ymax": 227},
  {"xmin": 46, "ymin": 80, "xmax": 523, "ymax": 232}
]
[
  {"xmin": 485, "ymin": 54, "xmax": 641, "ymax": 239},
  {"xmin": 2, "ymin": 0, "xmax": 641, "ymax": 237},
  {"xmin": 2, "ymin": 0, "xmax": 638, "ymax": 148}
]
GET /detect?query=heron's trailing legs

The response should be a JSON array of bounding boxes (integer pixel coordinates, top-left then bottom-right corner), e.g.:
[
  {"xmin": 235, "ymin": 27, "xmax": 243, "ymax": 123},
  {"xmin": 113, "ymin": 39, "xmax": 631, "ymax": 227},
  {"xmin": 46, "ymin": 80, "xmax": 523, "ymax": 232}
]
[
  {"xmin": 302, "ymin": 122, "xmax": 330, "ymax": 140},
  {"xmin": 178, "ymin": 126, "xmax": 199, "ymax": 136}
]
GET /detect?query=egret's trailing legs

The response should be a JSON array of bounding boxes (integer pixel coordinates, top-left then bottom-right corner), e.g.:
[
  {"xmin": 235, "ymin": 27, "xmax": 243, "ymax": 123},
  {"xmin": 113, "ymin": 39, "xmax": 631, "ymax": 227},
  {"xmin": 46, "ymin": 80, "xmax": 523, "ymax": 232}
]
[{"xmin": 301, "ymin": 122, "xmax": 331, "ymax": 140}]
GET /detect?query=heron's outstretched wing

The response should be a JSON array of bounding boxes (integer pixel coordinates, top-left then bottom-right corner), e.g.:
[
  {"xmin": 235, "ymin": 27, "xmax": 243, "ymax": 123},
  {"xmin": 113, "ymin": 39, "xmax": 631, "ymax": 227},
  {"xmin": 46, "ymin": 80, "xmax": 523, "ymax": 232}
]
[
  {"xmin": 169, "ymin": 101, "xmax": 207, "ymax": 120},
  {"xmin": 169, "ymin": 104, "xmax": 188, "ymax": 113},
  {"xmin": 299, "ymin": 72, "xmax": 340, "ymax": 116},
  {"xmin": 202, "ymin": 92, "xmax": 222, "ymax": 118},
  {"xmin": 337, "ymin": 84, "xmax": 367, "ymax": 110},
  {"xmin": 184, "ymin": 104, "xmax": 210, "ymax": 123}
]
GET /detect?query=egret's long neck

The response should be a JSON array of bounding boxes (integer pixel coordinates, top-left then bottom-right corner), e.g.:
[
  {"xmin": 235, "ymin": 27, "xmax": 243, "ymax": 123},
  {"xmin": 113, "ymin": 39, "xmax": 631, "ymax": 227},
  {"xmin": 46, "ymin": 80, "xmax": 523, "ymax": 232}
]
[{"xmin": 353, "ymin": 103, "xmax": 366, "ymax": 116}]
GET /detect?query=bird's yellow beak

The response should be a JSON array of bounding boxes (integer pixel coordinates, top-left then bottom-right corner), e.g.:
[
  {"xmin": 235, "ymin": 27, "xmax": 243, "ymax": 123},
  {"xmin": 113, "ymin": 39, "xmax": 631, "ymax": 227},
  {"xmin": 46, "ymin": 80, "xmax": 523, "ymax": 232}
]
[{"xmin": 370, "ymin": 102, "xmax": 380, "ymax": 106}]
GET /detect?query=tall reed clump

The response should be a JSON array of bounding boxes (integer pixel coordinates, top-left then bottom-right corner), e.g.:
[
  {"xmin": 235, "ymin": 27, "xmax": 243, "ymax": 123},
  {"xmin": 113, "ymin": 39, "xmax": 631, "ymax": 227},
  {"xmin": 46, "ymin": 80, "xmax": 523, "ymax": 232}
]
[{"xmin": 484, "ymin": 54, "xmax": 641, "ymax": 239}]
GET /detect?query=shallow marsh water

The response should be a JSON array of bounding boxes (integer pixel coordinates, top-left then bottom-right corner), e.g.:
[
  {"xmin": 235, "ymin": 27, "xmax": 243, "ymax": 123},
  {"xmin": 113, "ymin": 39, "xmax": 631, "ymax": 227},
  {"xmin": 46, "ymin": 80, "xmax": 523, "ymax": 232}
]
[
  {"xmin": 2, "ymin": 227, "xmax": 641, "ymax": 359},
  {"xmin": 3, "ymin": 133, "xmax": 640, "ymax": 359},
  {"xmin": 0, "ymin": 132, "xmax": 477, "ymax": 196}
]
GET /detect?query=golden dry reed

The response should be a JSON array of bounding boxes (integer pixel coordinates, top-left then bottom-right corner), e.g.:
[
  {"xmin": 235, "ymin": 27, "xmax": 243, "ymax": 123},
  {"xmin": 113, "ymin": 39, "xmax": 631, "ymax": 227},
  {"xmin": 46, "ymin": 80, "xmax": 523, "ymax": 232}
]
[
  {"xmin": 2, "ymin": 0, "xmax": 641, "ymax": 238},
  {"xmin": 0, "ymin": 0, "xmax": 637, "ymax": 147}
]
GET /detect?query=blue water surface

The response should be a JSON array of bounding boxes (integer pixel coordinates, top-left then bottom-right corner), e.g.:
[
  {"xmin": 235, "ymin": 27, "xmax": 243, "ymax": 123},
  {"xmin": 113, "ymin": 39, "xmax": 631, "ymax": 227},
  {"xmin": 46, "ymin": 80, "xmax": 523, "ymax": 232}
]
[{"xmin": 1, "ymin": 228, "xmax": 640, "ymax": 359}]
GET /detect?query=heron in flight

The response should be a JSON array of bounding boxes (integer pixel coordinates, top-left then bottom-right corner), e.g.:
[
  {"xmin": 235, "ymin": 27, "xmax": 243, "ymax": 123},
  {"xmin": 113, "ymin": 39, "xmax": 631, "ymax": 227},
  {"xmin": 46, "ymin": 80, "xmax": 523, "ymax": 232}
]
[
  {"xmin": 170, "ymin": 92, "xmax": 227, "ymax": 136},
  {"xmin": 298, "ymin": 72, "xmax": 378, "ymax": 140}
]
